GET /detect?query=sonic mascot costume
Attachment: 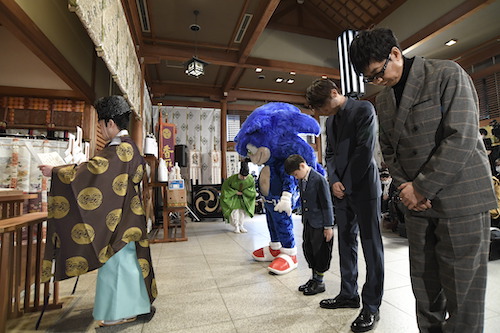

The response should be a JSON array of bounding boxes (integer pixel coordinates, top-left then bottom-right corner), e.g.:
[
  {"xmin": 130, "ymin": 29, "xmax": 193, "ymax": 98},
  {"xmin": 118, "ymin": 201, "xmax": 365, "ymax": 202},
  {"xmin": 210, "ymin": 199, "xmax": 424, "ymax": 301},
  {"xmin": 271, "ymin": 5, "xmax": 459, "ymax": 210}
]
[{"xmin": 235, "ymin": 102, "xmax": 323, "ymax": 274}]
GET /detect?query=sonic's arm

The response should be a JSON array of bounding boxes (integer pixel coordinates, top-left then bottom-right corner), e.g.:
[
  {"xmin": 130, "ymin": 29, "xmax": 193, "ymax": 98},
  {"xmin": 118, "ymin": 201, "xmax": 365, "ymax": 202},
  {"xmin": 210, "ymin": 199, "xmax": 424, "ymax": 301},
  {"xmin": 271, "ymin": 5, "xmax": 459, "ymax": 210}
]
[{"xmin": 273, "ymin": 164, "xmax": 297, "ymax": 216}]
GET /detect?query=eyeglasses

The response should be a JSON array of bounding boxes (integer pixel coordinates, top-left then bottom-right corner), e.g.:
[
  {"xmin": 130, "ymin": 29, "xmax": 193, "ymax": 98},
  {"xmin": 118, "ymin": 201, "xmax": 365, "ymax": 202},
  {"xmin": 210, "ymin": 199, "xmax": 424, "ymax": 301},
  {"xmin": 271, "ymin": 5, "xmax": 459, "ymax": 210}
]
[{"xmin": 363, "ymin": 54, "xmax": 391, "ymax": 83}]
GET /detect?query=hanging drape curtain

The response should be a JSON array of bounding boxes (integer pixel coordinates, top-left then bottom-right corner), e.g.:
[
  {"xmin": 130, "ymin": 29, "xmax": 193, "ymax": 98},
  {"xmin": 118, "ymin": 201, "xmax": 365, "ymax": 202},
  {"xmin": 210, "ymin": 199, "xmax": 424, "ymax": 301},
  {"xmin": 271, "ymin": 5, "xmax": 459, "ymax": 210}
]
[{"xmin": 153, "ymin": 106, "xmax": 221, "ymax": 184}]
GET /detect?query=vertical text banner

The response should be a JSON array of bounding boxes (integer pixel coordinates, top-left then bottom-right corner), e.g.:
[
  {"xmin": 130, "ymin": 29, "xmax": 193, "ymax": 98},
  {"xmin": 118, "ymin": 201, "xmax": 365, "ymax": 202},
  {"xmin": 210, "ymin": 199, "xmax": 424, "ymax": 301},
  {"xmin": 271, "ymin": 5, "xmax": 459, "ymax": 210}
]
[{"xmin": 159, "ymin": 123, "xmax": 176, "ymax": 170}]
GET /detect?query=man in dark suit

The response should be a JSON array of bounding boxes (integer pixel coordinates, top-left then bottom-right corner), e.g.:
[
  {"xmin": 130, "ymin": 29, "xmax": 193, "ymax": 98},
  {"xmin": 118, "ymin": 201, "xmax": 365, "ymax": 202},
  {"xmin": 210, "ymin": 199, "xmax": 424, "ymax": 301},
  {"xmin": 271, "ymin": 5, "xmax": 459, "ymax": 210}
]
[
  {"xmin": 350, "ymin": 28, "xmax": 496, "ymax": 333},
  {"xmin": 306, "ymin": 78, "xmax": 384, "ymax": 333}
]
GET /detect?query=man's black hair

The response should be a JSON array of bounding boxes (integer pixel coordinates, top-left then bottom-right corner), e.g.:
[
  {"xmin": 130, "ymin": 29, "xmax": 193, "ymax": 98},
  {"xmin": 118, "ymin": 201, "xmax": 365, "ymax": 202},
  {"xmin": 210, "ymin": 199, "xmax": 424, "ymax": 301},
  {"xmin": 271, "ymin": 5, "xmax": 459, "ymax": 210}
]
[
  {"xmin": 349, "ymin": 28, "xmax": 401, "ymax": 76},
  {"xmin": 284, "ymin": 154, "xmax": 306, "ymax": 175},
  {"xmin": 239, "ymin": 158, "xmax": 250, "ymax": 176},
  {"xmin": 94, "ymin": 95, "xmax": 131, "ymax": 130},
  {"xmin": 306, "ymin": 78, "xmax": 340, "ymax": 110}
]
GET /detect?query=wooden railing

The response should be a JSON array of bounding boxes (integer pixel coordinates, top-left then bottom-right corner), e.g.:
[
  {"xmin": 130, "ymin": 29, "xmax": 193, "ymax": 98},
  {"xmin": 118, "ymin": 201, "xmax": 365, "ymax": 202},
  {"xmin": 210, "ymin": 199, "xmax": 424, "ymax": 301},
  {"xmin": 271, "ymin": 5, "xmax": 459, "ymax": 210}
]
[{"xmin": 0, "ymin": 191, "xmax": 61, "ymax": 333}]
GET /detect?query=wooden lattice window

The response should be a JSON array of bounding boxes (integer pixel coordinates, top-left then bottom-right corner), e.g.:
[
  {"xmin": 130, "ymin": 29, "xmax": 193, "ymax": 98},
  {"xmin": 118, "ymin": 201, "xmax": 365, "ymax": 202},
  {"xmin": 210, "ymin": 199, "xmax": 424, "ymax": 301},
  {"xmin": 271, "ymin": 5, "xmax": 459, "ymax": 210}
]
[{"xmin": 476, "ymin": 72, "xmax": 500, "ymax": 121}]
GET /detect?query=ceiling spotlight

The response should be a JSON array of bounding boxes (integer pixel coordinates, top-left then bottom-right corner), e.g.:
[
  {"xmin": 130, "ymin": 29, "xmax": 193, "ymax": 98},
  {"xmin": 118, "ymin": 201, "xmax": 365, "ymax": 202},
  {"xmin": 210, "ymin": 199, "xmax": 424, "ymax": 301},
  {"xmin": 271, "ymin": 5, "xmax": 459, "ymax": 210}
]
[
  {"xmin": 289, "ymin": 71, "xmax": 296, "ymax": 75},
  {"xmin": 275, "ymin": 77, "xmax": 284, "ymax": 83},
  {"xmin": 255, "ymin": 68, "xmax": 263, "ymax": 73},
  {"xmin": 445, "ymin": 39, "xmax": 457, "ymax": 46},
  {"xmin": 287, "ymin": 79, "xmax": 294, "ymax": 84}
]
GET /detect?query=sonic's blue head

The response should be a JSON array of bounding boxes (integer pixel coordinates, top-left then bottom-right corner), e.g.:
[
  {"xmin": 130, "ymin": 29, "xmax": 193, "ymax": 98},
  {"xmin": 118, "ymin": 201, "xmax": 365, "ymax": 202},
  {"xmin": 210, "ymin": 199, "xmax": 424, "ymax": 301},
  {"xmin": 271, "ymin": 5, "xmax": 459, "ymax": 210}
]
[{"xmin": 235, "ymin": 102, "xmax": 322, "ymax": 172}]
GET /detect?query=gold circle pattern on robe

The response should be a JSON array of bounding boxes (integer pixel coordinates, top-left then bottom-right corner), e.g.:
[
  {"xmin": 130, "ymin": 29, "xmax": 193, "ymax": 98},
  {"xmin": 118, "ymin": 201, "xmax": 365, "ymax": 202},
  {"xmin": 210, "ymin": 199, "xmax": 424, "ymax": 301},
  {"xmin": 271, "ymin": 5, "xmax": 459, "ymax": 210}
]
[
  {"xmin": 47, "ymin": 196, "xmax": 54, "ymax": 219},
  {"xmin": 50, "ymin": 196, "xmax": 70, "ymax": 219},
  {"xmin": 112, "ymin": 174, "xmax": 128, "ymax": 196},
  {"xmin": 105, "ymin": 209, "xmax": 122, "ymax": 232},
  {"xmin": 138, "ymin": 258, "xmax": 150, "ymax": 278},
  {"xmin": 122, "ymin": 227, "xmax": 142, "ymax": 243},
  {"xmin": 87, "ymin": 156, "xmax": 109, "ymax": 174},
  {"xmin": 52, "ymin": 232, "xmax": 61, "ymax": 248},
  {"xmin": 98, "ymin": 245, "xmax": 115, "ymax": 263},
  {"xmin": 71, "ymin": 223, "xmax": 96, "ymax": 245},
  {"xmin": 130, "ymin": 195, "xmax": 144, "ymax": 215},
  {"xmin": 77, "ymin": 187, "xmax": 103, "ymax": 210},
  {"xmin": 151, "ymin": 278, "xmax": 158, "ymax": 298},
  {"xmin": 41, "ymin": 260, "xmax": 53, "ymax": 283},
  {"xmin": 57, "ymin": 165, "xmax": 77, "ymax": 184},
  {"xmin": 132, "ymin": 164, "xmax": 144, "ymax": 184},
  {"xmin": 116, "ymin": 142, "xmax": 134, "ymax": 162},
  {"xmin": 65, "ymin": 256, "xmax": 89, "ymax": 277},
  {"xmin": 138, "ymin": 239, "xmax": 149, "ymax": 247}
]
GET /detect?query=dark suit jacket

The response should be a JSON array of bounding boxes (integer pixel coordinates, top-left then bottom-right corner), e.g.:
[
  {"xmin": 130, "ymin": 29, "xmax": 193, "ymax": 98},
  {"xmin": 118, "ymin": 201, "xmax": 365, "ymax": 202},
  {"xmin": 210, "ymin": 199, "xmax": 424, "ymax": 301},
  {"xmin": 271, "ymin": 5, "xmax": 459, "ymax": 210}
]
[
  {"xmin": 325, "ymin": 97, "xmax": 381, "ymax": 202},
  {"xmin": 300, "ymin": 168, "xmax": 334, "ymax": 229},
  {"xmin": 376, "ymin": 56, "xmax": 496, "ymax": 218}
]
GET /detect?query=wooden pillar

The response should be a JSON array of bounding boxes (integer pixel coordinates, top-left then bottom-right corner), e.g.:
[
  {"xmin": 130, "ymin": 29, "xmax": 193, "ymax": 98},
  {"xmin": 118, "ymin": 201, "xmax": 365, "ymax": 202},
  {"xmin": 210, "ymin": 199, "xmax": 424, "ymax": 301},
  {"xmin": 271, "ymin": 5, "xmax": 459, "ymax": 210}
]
[
  {"xmin": 130, "ymin": 113, "xmax": 143, "ymax": 153},
  {"xmin": 220, "ymin": 99, "xmax": 227, "ymax": 180},
  {"xmin": 83, "ymin": 103, "xmax": 98, "ymax": 156},
  {"xmin": 131, "ymin": 57, "xmax": 146, "ymax": 154}
]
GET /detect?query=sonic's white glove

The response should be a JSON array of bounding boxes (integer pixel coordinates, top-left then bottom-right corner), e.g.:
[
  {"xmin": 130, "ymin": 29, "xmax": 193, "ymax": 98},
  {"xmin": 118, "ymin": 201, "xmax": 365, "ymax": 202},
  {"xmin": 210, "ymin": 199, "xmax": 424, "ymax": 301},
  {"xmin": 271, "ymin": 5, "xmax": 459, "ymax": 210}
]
[{"xmin": 274, "ymin": 191, "xmax": 292, "ymax": 216}]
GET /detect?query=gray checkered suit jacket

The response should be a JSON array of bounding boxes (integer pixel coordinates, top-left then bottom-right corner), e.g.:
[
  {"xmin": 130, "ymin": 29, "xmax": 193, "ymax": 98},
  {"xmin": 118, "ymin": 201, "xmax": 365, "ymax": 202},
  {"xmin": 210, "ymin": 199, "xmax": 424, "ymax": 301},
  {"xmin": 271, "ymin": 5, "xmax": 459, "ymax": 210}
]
[{"xmin": 376, "ymin": 56, "xmax": 496, "ymax": 218}]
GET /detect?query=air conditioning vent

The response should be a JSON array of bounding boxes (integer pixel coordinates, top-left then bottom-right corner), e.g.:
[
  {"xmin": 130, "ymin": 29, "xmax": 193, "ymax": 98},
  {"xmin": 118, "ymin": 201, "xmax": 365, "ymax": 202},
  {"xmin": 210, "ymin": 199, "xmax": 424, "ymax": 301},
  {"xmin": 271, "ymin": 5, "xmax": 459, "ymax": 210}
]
[
  {"xmin": 234, "ymin": 13, "xmax": 252, "ymax": 43},
  {"xmin": 136, "ymin": 0, "xmax": 151, "ymax": 33}
]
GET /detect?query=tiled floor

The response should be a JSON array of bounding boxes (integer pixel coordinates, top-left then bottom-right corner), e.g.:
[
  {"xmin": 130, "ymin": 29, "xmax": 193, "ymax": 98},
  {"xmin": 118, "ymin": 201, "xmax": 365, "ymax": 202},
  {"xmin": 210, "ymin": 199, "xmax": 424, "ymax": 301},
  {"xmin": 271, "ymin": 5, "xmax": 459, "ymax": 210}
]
[{"xmin": 7, "ymin": 214, "xmax": 500, "ymax": 332}]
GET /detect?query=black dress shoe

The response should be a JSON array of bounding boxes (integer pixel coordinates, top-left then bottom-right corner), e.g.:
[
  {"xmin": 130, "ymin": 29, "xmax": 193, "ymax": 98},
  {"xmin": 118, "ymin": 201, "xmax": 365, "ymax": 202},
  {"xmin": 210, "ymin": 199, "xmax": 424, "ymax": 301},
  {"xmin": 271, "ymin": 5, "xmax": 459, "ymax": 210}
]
[
  {"xmin": 351, "ymin": 309, "xmax": 380, "ymax": 332},
  {"xmin": 319, "ymin": 294, "xmax": 360, "ymax": 309},
  {"xmin": 298, "ymin": 279, "xmax": 314, "ymax": 292},
  {"xmin": 303, "ymin": 280, "xmax": 325, "ymax": 295}
]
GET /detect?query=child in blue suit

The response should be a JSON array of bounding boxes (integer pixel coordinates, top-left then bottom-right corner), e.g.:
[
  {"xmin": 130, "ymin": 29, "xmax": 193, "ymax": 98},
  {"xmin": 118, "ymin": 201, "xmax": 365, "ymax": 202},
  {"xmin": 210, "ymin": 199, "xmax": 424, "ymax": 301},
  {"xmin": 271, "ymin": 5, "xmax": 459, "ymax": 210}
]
[{"xmin": 285, "ymin": 154, "xmax": 334, "ymax": 295}]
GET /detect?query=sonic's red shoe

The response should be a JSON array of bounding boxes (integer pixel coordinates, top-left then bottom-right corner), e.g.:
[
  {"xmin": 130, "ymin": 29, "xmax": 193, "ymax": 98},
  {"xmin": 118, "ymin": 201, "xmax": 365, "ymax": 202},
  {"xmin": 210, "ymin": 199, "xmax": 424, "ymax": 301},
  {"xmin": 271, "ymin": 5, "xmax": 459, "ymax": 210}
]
[
  {"xmin": 252, "ymin": 246, "xmax": 281, "ymax": 262},
  {"xmin": 267, "ymin": 254, "xmax": 298, "ymax": 275}
]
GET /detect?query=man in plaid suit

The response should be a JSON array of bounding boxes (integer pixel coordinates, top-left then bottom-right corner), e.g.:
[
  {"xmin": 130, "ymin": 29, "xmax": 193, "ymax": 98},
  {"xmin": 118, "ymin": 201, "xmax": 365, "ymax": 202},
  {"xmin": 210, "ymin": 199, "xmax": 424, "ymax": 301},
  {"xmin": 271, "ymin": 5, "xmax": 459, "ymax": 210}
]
[{"xmin": 350, "ymin": 28, "xmax": 496, "ymax": 333}]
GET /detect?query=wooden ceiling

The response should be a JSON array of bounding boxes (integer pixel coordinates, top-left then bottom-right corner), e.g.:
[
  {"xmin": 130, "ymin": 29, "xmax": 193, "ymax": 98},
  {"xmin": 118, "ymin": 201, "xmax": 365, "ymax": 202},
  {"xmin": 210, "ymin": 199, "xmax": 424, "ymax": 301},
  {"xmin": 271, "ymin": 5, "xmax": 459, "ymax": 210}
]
[
  {"xmin": 0, "ymin": 0, "xmax": 498, "ymax": 109},
  {"xmin": 122, "ymin": 0, "xmax": 500, "ymax": 106}
]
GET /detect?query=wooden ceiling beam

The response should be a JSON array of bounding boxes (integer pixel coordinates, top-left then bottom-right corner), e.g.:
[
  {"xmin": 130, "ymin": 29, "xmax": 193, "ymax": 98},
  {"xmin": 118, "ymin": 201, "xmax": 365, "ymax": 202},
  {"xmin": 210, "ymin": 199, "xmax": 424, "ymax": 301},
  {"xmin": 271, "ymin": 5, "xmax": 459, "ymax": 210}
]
[
  {"xmin": 223, "ymin": 68, "xmax": 245, "ymax": 93},
  {"xmin": 342, "ymin": 1, "xmax": 369, "ymax": 27},
  {"xmin": 150, "ymin": 82, "xmax": 222, "ymax": 98},
  {"xmin": 351, "ymin": 0, "xmax": 375, "ymax": 21},
  {"xmin": 142, "ymin": 43, "xmax": 339, "ymax": 78},
  {"xmin": 245, "ymin": 57, "xmax": 340, "ymax": 79},
  {"xmin": 270, "ymin": 2, "xmax": 296, "ymax": 22},
  {"xmin": 470, "ymin": 63, "xmax": 500, "ymax": 80},
  {"xmin": 228, "ymin": 89, "xmax": 306, "ymax": 104},
  {"xmin": 142, "ymin": 44, "xmax": 240, "ymax": 66},
  {"xmin": 142, "ymin": 37, "xmax": 240, "ymax": 52},
  {"xmin": 223, "ymin": 0, "xmax": 281, "ymax": 92},
  {"xmin": 151, "ymin": 99, "xmax": 222, "ymax": 108},
  {"xmin": 454, "ymin": 37, "xmax": 500, "ymax": 69},
  {"xmin": 148, "ymin": 99, "xmax": 312, "ymax": 116},
  {"xmin": 303, "ymin": 1, "xmax": 345, "ymax": 34},
  {"xmin": 0, "ymin": 86, "xmax": 82, "ymax": 99},
  {"xmin": 121, "ymin": 0, "xmax": 143, "ymax": 51},
  {"xmin": 0, "ymin": 0, "xmax": 94, "ymax": 103},
  {"xmin": 227, "ymin": 0, "xmax": 251, "ymax": 49},
  {"xmin": 400, "ymin": 0, "xmax": 491, "ymax": 53},
  {"xmin": 150, "ymin": 81, "xmax": 306, "ymax": 105}
]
